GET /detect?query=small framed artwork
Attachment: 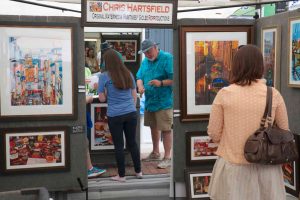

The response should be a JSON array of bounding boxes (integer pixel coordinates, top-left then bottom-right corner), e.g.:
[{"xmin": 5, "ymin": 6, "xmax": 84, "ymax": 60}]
[
  {"xmin": 282, "ymin": 162, "xmax": 298, "ymax": 195},
  {"xmin": 186, "ymin": 131, "xmax": 218, "ymax": 166},
  {"xmin": 0, "ymin": 127, "xmax": 70, "ymax": 174},
  {"xmin": 282, "ymin": 134, "xmax": 300, "ymax": 196},
  {"xmin": 106, "ymin": 40, "xmax": 137, "ymax": 62},
  {"xmin": 261, "ymin": 26, "xmax": 281, "ymax": 89},
  {"xmin": 288, "ymin": 17, "xmax": 300, "ymax": 87},
  {"xmin": 0, "ymin": 25, "xmax": 75, "ymax": 120},
  {"xmin": 90, "ymin": 103, "xmax": 114, "ymax": 150},
  {"xmin": 179, "ymin": 25, "xmax": 253, "ymax": 121},
  {"xmin": 185, "ymin": 169, "xmax": 212, "ymax": 199}
]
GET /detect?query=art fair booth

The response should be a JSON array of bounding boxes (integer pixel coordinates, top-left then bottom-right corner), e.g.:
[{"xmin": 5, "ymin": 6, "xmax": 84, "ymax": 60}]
[{"xmin": 0, "ymin": 0, "xmax": 300, "ymax": 200}]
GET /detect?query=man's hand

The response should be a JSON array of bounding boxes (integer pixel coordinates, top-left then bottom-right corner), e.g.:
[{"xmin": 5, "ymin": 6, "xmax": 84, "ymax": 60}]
[
  {"xmin": 148, "ymin": 79, "xmax": 161, "ymax": 87},
  {"xmin": 137, "ymin": 79, "xmax": 145, "ymax": 96},
  {"xmin": 138, "ymin": 87, "xmax": 145, "ymax": 95}
]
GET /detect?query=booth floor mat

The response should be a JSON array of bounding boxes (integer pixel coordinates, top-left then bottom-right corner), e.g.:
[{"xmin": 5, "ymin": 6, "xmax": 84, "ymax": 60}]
[{"xmin": 93, "ymin": 160, "xmax": 170, "ymax": 178}]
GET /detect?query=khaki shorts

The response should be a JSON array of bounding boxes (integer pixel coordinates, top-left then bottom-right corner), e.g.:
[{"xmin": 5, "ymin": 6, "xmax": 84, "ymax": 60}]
[{"xmin": 144, "ymin": 109, "xmax": 173, "ymax": 131}]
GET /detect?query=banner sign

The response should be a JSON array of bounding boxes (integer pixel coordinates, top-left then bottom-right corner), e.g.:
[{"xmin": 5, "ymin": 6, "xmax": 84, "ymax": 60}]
[{"xmin": 82, "ymin": 0, "xmax": 177, "ymax": 28}]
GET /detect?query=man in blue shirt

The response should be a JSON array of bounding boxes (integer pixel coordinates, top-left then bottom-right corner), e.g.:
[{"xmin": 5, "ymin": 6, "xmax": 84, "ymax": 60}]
[{"xmin": 136, "ymin": 39, "xmax": 173, "ymax": 169}]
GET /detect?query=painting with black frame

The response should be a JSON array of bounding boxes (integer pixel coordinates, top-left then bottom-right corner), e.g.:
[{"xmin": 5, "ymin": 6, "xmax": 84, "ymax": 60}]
[
  {"xmin": 282, "ymin": 134, "xmax": 300, "ymax": 197},
  {"xmin": 106, "ymin": 39, "xmax": 137, "ymax": 62},
  {"xmin": 101, "ymin": 33, "xmax": 141, "ymax": 77},
  {"xmin": 0, "ymin": 126, "xmax": 70, "ymax": 174},
  {"xmin": 186, "ymin": 131, "xmax": 218, "ymax": 166},
  {"xmin": 185, "ymin": 168, "xmax": 212, "ymax": 200}
]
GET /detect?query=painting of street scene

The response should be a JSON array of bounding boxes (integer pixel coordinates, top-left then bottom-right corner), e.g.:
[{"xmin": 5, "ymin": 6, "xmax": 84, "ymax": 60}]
[
  {"xmin": 290, "ymin": 19, "xmax": 300, "ymax": 85},
  {"xmin": 194, "ymin": 41, "xmax": 238, "ymax": 105},
  {"xmin": 263, "ymin": 29, "xmax": 276, "ymax": 87},
  {"xmin": 9, "ymin": 37, "xmax": 63, "ymax": 106},
  {"xmin": 107, "ymin": 40, "xmax": 137, "ymax": 62}
]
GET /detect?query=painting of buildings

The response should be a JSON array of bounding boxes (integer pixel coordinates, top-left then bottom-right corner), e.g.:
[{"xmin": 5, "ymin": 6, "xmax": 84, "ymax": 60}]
[
  {"xmin": 194, "ymin": 41, "xmax": 238, "ymax": 105},
  {"xmin": 9, "ymin": 37, "xmax": 63, "ymax": 106}
]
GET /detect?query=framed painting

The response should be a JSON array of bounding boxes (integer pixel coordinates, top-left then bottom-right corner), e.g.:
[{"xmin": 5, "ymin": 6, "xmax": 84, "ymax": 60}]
[
  {"xmin": 186, "ymin": 131, "xmax": 218, "ymax": 166},
  {"xmin": 288, "ymin": 17, "xmax": 300, "ymax": 87},
  {"xmin": 0, "ymin": 126, "xmax": 70, "ymax": 174},
  {"xmin": 179, "ymin": 26, "xmax": 253, "ymax": 121},
  {"xmin": 0, "ymin": 25, "xmax": 75, "ymax": 120},
  {"xmin": 106, "ymin": 40, "xmax": 137, "ymax": 62},
  {"xmin": 185, "ymin": 169, "xmax": 212, "ymax": 199},
  {"xmin": 282, "ymin": 134, "xmax": 300, "ymax": 197},
  {"xmin": 261, "ymin": 26, "xmax": 281, "ymax": 89},
  {"xmin": 90, "ymin": 103, "xmax": 114, "ymax": 150}
]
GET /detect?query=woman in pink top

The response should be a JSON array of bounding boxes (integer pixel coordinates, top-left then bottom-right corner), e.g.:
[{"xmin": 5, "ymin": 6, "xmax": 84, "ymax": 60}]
[{"xmin": 207, "ymin": 45, "xmax": 288, "ymax": 200}]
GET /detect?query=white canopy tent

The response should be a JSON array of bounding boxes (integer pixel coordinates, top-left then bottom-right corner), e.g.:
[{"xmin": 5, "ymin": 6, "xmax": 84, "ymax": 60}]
[
  {"xmin": 0, "ymin": 0, "xmax": 293, "ymax": 18},
  {"xmin": 0, "ymin": 0, "xmax": 80, "ymax": 17},
  {"xmin": 0, "ymin": 0, "xmax": 275, "ymax": 18}
]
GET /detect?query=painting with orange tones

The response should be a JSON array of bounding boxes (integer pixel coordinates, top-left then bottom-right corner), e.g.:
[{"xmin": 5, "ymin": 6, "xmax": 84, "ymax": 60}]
[
  {"xmin": 194, "ymin": 41, "xmax": 238, "ymax": 105},
  {"xmin": 90, "ymin": 103, "xmax": 125, "ymax": 151},
  {"xmin": 185, "ymin": 169, "xmax": 212, "ymax": 199},
  {"xmin": 0, "ymin": 126, "xmax": 69, "ymax": 174},
  {"xmin": 107, "ymin": 40, "xmax": 137, "ymax": 62},
  {"xmin": 89, "ymin": 2, "xmax": 102, "ymax": 12},
  {"xmin": 186, "ymin": 131, "xmax": 218, "ymax": 166},
  {"xmin": 179, "ymin": 26, "xmax": 252, "ymax": 121}
]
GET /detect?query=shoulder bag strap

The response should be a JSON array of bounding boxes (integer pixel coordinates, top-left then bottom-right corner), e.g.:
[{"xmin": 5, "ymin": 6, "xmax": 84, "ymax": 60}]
[
  {"xmin": 260, "ymin": 86, "xmax": 272, "ymax": 129},
  {"xmin": 266, "ymin": 86, "xmax": 273, "ymax": 128}
]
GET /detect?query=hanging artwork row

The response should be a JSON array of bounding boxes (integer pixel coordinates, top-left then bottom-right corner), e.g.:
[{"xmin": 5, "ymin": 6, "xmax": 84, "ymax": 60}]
[
  {"xmin": 179, "ymin": 25, "xmax": 253, "ymax": 121},
  {"xmin": 0, "ymin": 25, "xmax": 76, "ymax": 120}
]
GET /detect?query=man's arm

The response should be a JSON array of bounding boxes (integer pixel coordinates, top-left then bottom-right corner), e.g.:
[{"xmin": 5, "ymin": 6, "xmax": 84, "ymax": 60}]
[
  {"xmin": 137, "ymin": 79, "xmax": 145, "ymax": 95},
  {"xmin": 161, "ymin": 79, "xmax": 173, "ymax": 86}
]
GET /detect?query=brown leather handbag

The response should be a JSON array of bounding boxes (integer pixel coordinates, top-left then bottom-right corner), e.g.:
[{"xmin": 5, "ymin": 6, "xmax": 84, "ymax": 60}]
[{"xmin": 244, "ymin": 87, "xmax": 298, "ymax": 165}]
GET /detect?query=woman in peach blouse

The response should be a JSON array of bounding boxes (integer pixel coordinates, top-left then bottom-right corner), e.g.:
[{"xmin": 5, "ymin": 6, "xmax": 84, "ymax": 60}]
[{"xmin": 207, "ymin": 45, "xmax": 288, "ymax": 200}]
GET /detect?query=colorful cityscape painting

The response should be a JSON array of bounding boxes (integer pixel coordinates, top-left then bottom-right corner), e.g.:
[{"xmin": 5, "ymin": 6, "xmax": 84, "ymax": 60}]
[
  {"xmin": 290, "ymin": 19, "xmax": 300, "ymax": 85},
  {"xmin": 9, "ymin": 37, "xmax": 63, "ymax": 106},
  {"xmin": 263, "ymin": 29, "xmax": 276, "ymax": 87},
  {"xmin": 194, "ymin": 41, "xmax": 238, "ymax": 105}
]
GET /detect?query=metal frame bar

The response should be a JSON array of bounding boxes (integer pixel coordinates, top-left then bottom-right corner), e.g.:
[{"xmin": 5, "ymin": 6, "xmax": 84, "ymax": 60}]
[
  {"xmin": 9, "ymin": 0, "xmax": 81, "ymax": 13},
  {"xmin": 178, "ymin": 0, "xmax": 296, "ymax": 13}
]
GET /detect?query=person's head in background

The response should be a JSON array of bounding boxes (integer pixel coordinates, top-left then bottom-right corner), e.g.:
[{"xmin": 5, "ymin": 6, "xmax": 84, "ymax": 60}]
[
  {"xmin": 101, "ymin": 41, "xmax": 112, "ymax": 53},
  {"xmin": 103, "ymin": 49, "xmax": 133, "ymax": 90},
  {"xmin": 85, "ymin": 47, "xmax": 89, "ymax": 57},
  {"xmin": 87, "ymin": 48, "xmax": 95, "ymax": 58},
  {"xmin": 229, "ymin": 45, "xmax": 264, "ymax": 86},
  {"xmin": 138, "ymin": 39, "xmax": 159, "ymax": 61},
  {"xmin": 238, "ymin": 45, "xmax": 245, "ymax": 49}
]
